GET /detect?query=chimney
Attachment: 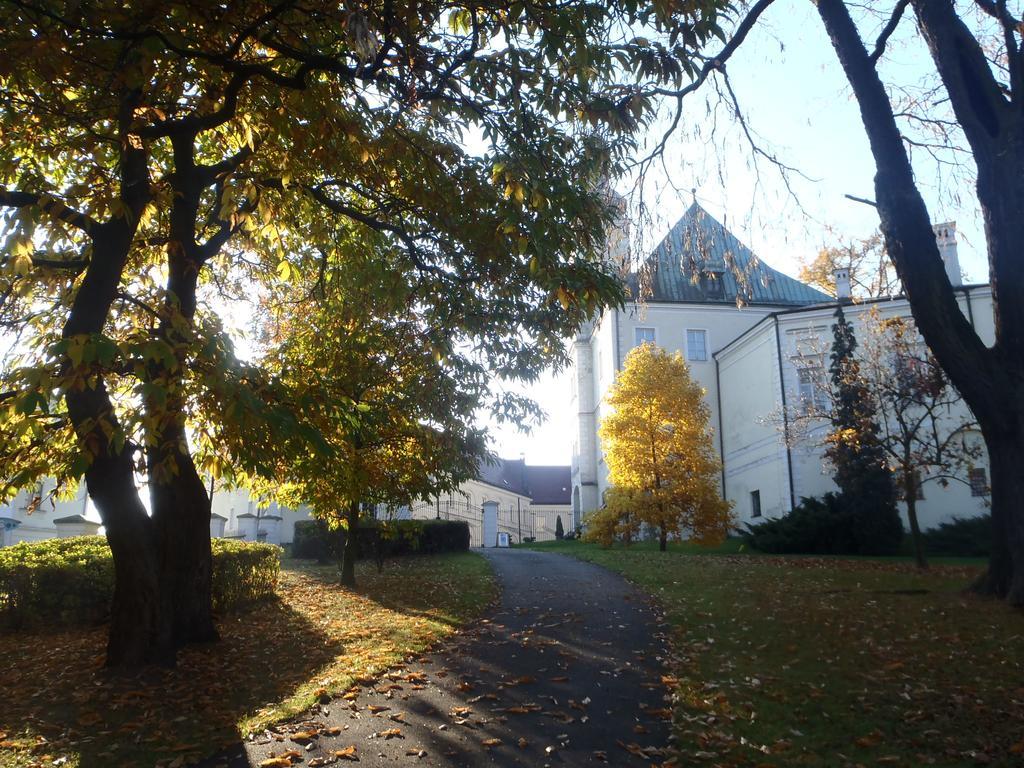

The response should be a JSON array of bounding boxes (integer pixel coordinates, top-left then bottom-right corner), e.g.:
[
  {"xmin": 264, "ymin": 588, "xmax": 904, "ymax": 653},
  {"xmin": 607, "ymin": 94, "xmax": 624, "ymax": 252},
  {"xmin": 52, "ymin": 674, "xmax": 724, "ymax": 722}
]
[
  {"xmin": 933, "ymin": 222, "xmax": 962, "ymax": 286},
  {"xmin": 834, "ymin": 267, "xmax": 852, "ymax": 301}
]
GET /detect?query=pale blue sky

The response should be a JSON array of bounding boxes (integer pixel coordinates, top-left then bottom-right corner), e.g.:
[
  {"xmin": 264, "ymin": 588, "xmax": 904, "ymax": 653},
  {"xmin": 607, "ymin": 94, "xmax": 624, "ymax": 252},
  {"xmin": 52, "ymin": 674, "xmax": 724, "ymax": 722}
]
[{"xmin": 488, "ymin": 0, "xmax": 987, "ymax": 466}]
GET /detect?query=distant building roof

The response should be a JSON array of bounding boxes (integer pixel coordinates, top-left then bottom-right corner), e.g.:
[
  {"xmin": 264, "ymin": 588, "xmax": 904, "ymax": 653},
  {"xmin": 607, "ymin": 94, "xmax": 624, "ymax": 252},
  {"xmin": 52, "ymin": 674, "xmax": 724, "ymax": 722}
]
[
  {"xmin": 477, "ymin": 459, "xmax": 571, "ymax": 505},
  {"xmin": 52, "ymin": 514, "xmax": 98, "ymax": 525},
  {"xmin": 523, "ymin": 465, "xmax": 572, "ymax": 505},
  {"xmin": 630, "ymin": 203, "xmax": 830, "ymax": 307}
]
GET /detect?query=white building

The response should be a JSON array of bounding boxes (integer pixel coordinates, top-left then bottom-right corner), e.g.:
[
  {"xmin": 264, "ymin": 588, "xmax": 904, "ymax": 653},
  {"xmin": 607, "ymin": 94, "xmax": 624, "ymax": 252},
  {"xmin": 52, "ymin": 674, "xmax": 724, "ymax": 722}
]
[
  {"xmin": 570, "ymin": 202, "xmax": 990, "ymax": 532},
  {"xmin": 378, "ymin": 459, "xmax": 573, "ymax": 546},
  {"xmin": 1, "ymin": 459, "xmax": 571, "ymax": 549}
]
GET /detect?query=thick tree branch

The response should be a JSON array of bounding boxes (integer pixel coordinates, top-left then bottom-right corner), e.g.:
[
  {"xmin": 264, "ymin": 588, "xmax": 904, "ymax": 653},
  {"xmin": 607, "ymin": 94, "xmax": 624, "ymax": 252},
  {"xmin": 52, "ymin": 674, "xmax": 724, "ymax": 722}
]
[
  {"xmin": 869, "ymin": 0, "xmax": 910, "ymax": 65},
  {"xmin": 0, "ymin": 189, "xmax": 99, "ymax": 237}
]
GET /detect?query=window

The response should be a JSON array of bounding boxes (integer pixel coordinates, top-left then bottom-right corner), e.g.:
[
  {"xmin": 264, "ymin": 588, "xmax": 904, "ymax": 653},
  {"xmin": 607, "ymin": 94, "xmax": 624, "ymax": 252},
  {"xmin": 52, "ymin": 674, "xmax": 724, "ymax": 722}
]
[
  {"xmin": 797, "ymin": 367, "xmax": 829, "ymax": 415},
  {"xmin": 750, "ymin": 490, "xmax": 762, "ymax": 518},
  {"xmin": 686, "ymin": 329, "xmax": 708, "ymax": 362},
  {"xmin": 969, "ymin": 467, "xmax": 989, "ymax": 497},
  {"xmin": 896, "ymin": 470, "xmax": 925, "ymax": 500},
  {"xmin": 701, "ymin": 270, "xmax": 725, "ymax": 299},
  {"xmin": 635, "ymin": 327, "xmax": 656, "ymax": 346}
]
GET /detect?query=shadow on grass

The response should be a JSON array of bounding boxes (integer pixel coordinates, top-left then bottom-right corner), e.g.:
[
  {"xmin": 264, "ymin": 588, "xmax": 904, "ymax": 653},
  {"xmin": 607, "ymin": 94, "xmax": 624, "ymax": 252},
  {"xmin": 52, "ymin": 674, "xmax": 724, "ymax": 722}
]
[{"xmin": 0, "ymin": 596, "xmax": 344, "ymax": 767}]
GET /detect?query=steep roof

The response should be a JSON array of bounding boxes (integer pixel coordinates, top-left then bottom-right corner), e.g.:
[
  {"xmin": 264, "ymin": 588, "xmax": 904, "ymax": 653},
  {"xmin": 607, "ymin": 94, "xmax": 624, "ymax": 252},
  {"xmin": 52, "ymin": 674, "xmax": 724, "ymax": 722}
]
[
  {"xmin": 630, "ymin": 203, "xmax": 829, "ymax": 307},
  {"xmin": 477, "ymin": 459, "xmax": 571, "ymax": 505},
  {"xmin": 523, "ymin": 466, "xmax": 572, "ymax": 505}
]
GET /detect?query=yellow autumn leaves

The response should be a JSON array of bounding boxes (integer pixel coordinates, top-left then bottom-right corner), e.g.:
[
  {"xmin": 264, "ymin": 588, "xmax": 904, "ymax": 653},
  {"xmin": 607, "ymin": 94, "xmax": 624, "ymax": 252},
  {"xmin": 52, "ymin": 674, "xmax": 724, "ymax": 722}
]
[{"xmin": 586, "ymin": 343, "xmax": 732, "ymax": 548}]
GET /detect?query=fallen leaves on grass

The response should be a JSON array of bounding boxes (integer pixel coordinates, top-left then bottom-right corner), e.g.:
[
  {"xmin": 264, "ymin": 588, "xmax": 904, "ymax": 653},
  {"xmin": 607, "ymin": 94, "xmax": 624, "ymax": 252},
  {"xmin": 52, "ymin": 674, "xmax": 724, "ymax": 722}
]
[
  {"xmin": 0, "ymin": 554, "xmax": 494, "ymax": 768},
  {"xmin": 573, "ymin": 549, "xmax": 1023, "ymax": 767}
]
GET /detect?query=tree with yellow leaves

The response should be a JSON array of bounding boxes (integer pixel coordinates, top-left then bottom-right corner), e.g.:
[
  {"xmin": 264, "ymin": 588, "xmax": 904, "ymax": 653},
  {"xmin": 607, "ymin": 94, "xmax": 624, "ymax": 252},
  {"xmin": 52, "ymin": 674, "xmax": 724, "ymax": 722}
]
[{"xmin": 599, "ymin": 344, "xmax": 732, "ymax": 551}]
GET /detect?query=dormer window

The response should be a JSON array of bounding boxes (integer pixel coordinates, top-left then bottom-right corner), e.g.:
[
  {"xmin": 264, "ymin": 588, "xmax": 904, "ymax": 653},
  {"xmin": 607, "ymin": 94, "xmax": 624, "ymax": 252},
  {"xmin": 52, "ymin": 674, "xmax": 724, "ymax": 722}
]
[{"xmin": 701, "ymin": 269, "xmax": 725, "ymax": 299}]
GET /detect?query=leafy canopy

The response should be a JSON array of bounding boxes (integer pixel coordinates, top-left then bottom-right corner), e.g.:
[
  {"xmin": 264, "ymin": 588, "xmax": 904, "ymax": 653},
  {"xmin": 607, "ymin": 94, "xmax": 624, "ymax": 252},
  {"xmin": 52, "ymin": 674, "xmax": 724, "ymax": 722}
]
[{"xmin": 0, "ymin": 0, "xmax": 737, "ymax": 504}]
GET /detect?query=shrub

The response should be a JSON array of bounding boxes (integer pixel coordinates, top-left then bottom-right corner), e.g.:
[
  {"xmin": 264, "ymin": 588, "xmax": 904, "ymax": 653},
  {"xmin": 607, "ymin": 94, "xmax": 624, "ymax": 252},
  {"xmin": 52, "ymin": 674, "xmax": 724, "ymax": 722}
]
[
  {"xmin": 555, "ymin": 515, "xmax": 564, "ymax": 540},
  {"xmin": 292, "ymin": 519, "xmax": 332, "ymax": 561},
  {"xmin": 0, "ymin": 536, "xmax": 280, "ymax": 630},
  {"xmin": 290, "ymin": 518, "xmax": 470, "ymax": 562},
  {"xmin": 921, "ymin": 514, "xmax": 992, "ymax": 558},
  {"xmin": 744, "ymin": 493, "xmax": 904, "ymax": 556}
]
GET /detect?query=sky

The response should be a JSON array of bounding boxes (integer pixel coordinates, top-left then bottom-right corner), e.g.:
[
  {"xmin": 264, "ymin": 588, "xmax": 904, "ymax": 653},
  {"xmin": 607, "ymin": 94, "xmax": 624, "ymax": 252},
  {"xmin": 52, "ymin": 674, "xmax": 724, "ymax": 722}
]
[{"xmin": 485, "ymin": 1, "xmax": 988, "ymax": 467}]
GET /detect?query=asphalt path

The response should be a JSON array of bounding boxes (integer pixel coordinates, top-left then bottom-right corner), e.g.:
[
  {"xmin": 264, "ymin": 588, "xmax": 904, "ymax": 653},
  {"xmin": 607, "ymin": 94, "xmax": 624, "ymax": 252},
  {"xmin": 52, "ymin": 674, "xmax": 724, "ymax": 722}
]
[{"xmin": 212, "ymin": 548, "xmax": 674, "ymax": 767}]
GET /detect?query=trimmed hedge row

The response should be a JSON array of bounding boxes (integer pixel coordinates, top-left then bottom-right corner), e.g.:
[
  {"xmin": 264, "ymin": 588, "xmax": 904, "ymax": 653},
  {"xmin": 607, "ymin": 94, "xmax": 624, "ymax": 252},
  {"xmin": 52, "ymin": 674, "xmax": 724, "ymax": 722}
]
[
  {"xmin": 292, "ymin": 518, "xmax": 470, "ymax": 561},
  {"xmin": 0, "ymin": 536, "xmax": 280, "ymax": 630}
]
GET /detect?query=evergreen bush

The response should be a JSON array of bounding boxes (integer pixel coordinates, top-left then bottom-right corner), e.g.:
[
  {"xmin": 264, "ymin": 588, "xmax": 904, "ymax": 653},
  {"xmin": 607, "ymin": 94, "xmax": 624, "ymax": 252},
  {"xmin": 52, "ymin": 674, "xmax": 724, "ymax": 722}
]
[
  {"xmin": 0, "ymin": 536, "xmax": 280, "ymax": 629},
  {"xmin": 921, "ymin": 514, "xmax": 992, "ymax": 558},
  {"xmin": 744, "ymin": 493, "xmax": 904, "ymax": 556}
]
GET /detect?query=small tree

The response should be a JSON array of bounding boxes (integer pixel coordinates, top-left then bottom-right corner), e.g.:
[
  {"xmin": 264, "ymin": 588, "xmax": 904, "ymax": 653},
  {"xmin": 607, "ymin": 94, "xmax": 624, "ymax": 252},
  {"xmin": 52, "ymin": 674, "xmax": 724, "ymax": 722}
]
[
  {"xmin": 858, "ymin": 311, "xmax": 984, "ymax": 568},
  {"xmin": 825, "ymin": 306, "xmax": 904, "ymax": 555},
  {"xmin": 555, "ymin": 515, "xmax": 564, "ymax": 541},
  {"xmin": 582, "ymin": 487, "xmax": 642, "ymax": 548},
  {"xmin": 265, "ymin": 257, "xmax": 486, "ymax": 588},
  {"xmin": 599, "ymin": 344, "xmax": 732, "ymax": 552}
]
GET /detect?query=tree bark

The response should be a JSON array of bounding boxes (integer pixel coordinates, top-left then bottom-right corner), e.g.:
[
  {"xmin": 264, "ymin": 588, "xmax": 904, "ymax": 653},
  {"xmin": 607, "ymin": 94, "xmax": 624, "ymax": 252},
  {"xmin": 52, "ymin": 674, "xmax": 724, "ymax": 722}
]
[
  {"xmin": 145, "ymin": 134, "xmax": 220, "ymax": 645},
  {"xmin": 973, "ymin": 422, "xmax": 1024, "ymax": 606},
  {"xmin": 59, "ymin": 87, "xmax": 167, "ymax": 664},
  {"xmin": 340, "ymin": 501, "xmax": 360, "ymax": 587},
  {"xmin": 659, "ymin": 529, "xmax": 668, "ymax": 552},
  {"xmin": 150, "ymin": 440, "xmax": 218, "ymax": 646},
  {"xmin": 904, "ymin": 475, "xmax": 928, "ymax": 570}
]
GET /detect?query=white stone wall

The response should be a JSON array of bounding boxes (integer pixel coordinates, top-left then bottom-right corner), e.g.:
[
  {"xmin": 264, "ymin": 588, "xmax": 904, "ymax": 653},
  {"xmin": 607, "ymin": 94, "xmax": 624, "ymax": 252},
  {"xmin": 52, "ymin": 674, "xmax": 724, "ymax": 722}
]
[{"xmin": 0, "ymin": 481, "xmax": 98, "ymax": 544}]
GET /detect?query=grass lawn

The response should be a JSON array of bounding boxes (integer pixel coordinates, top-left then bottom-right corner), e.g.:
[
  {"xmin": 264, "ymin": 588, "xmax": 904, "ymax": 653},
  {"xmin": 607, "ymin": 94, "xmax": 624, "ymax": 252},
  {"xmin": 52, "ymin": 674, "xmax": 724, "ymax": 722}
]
[
  {"xmin": 0, "ymin": 552, "xmax": 495, "ymax": 768},
  {"xmin": 525, "ymin": 539, "xmax": 1024, "ymax": 767}
]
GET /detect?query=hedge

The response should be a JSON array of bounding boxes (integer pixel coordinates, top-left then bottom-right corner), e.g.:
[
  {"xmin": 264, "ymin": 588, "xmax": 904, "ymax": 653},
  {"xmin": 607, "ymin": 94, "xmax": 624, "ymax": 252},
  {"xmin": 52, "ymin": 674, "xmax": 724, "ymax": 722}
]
[
  {"xmin": 292, "ymin": 518, "xmax": 470, "ymax": 561},
  {"xmin": 0, "ymin": 536, "xmax": 280, "ymax": 630}
]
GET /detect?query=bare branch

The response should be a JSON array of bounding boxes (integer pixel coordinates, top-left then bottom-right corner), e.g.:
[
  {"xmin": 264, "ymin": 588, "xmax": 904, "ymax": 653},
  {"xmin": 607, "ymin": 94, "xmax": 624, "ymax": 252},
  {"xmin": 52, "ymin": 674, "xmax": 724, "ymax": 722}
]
[{"xmin": 869, "ymin": 0, "xmax": 911, "ymax": 65}]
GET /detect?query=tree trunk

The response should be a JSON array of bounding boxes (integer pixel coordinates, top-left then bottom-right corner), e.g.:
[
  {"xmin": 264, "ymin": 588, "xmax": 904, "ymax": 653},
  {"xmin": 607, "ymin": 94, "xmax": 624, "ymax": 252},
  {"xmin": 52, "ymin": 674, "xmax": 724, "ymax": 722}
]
[
  {"xmin": 85, "ymin": 448, "xmax": 173, "ymax": 667},
  {"xmin": 340, "ymin": 501, "xmax": 359, "ymax": 587},
  {"xmin": 972, "ymin": 427, "xmax": 1024, "ymax": 606},
  {"xmin": 904, "ymin": 477, "xmax": 928, "ymax": 570},
  {"xmin": 659, "ymin": 529, "xmax": 668, "ymax": 552},
  {"xmin": 150, "ymin": 434, "xmax": 218, "ymax": 646}
]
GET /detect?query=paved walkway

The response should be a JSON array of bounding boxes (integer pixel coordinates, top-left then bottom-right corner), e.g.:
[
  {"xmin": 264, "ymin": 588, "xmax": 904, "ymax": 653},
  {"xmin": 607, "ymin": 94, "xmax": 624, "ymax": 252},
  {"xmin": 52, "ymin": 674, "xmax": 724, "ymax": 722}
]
[{"xmin": 221, "ymin": 549, "xmax": 673, "ymax": 767}]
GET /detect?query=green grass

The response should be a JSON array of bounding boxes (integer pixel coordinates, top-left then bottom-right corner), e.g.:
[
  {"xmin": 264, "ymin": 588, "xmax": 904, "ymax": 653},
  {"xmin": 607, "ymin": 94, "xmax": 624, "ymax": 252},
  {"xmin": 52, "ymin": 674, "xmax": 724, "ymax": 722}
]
[
  {"xmin": 526, "ymin": 539, "xmax": 1023, "ymax": 767},
  {"xmin": 0, "ymin": 552, "xmax": 495, "ymax": 768}
]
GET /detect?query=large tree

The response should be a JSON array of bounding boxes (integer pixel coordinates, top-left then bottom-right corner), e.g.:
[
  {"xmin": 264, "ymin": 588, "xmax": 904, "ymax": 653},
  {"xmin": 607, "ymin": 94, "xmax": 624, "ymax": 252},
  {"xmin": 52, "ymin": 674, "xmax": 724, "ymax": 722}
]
[
  {"xmin": 0, "ymin": 0, "xmax": 736, "ymax": 665},
  {"xmin": 645, "ymin": 0, "xmax": 1024, "ymax": 605},
  {"xmin": 598, "ymin": 343, "xmax": 732, "ymax": 551}
]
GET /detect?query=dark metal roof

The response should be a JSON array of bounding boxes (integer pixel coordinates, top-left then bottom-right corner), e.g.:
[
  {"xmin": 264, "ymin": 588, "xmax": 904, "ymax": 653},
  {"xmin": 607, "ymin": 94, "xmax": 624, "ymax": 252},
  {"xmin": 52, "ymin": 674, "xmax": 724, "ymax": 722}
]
[
  {"xmin": 477, "ymin": 459, "xmax": 571, "ymax": 505},
  {"xmin": 629, "ymin": 203, "xmax": 830, "ymax": 307},
  {"xmin": 52, "ymin": 514, "xmax": 96, "ymax": 525}
]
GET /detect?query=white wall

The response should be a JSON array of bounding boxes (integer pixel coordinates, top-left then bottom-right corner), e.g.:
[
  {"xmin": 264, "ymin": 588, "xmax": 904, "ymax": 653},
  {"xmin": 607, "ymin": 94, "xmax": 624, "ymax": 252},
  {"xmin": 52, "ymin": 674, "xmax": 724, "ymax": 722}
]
[
  {"xmin": 717, "ymin": 288, "xmax": 994, "ymax": 531},
  {"xmin": 0, "ymin": 481, "xmax": 98, "ymax": 544}
]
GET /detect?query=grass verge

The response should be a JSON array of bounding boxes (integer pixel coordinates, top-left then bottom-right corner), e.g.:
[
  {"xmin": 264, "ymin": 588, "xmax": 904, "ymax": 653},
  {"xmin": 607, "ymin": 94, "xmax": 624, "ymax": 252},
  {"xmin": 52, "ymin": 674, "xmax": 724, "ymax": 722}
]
[
  {"xmin": 525, "ymin": 539, "xmax": 1023, "ymax": 767},
  {"xmin": 0, "ymin": 552, "xmax": 495, "ymax": 768}
]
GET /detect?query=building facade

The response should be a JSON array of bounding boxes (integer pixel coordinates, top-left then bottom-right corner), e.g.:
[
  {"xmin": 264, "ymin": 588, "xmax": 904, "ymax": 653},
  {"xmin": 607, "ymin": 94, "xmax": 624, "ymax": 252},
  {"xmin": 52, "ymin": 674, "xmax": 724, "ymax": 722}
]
[{"xmin": 571, "ymin": 202, "xmax": 989, "ymax": 533}]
